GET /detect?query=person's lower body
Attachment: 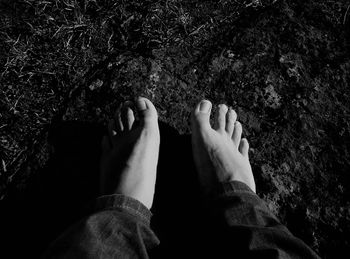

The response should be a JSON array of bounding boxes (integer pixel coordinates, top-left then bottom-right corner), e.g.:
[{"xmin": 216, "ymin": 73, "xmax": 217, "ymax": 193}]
[
  {"xmin": 43, "ymin": 97, "xmax": 320, "ymax": 259},
  {"xmin": 97, "ymin": 97, "xmax": 256, "ymax": 258},
  {"xmin": 99, "ymin": 97, "xmax": 255, "ymax": 209}
]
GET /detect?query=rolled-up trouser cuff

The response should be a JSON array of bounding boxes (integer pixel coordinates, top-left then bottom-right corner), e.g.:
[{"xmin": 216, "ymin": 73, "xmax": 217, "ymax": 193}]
[
  {"xmin": 94, "ymin": 194, "xmax": 152, "ymax": 225},
  {"xmin": 220, "ymin": 180, "xmax": 256, "ymax": 195},
  {"xmin": 206, "ymin": 180, "xmax": 262, "ymax": 206}
]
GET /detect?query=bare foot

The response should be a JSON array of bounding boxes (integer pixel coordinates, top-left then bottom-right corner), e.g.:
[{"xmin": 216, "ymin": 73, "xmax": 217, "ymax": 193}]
[
  {"xmin": 100, "ymin": 97, "xmax": 160, "ymax": 209},
  {"xmin": 191, "ymin": 100, "xmax": 256, "ymax": 195}
]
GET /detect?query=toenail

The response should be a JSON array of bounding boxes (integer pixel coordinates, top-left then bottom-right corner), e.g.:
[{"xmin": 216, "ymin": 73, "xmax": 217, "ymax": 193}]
[
  {"xmin": 199, "ymin": 100, "xmax": 211, "ymax": 113},
  {"xmin": 137, "ymin": 98, "xmax": 147, "ymax": 111}
]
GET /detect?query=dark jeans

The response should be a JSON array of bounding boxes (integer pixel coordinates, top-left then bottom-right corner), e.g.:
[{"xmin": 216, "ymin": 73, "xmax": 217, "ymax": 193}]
[{"xmin": 43, "ymin": 181, "xmax": 320, "ymax": 259}]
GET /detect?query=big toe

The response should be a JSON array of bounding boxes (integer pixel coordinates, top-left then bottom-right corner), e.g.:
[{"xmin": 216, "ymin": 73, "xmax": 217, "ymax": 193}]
[
  {"xmin": 191, "ymin": 100, "xmax": 212, "ymax": 131},
  {"xmin": 136, "ymin": 97, "xmax": 158, "ymax": 127}
]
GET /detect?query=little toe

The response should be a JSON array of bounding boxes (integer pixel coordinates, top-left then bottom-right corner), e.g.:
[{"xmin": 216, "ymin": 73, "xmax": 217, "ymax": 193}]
[
  {"xmin": 232, "ymin": 121, "xmax": 242, "ymax": 146},
  {"xmin": 214, "ymin": 104, "xmax": 228, "ymax": 131},
  {"xmin": 114, "ymin": 103, "xmax": 124, "ymax": 132},
  {"xmin": 225, "ymin": 108, "xmax": 237, "ymax": 136},
  {"xmin": 121, "ymin": 101, "xmax": 135, "ymax": 131},
  {"xmin": 108, "ymin": 119, "xmax": 117, "ymax": 140},
  {"xmin": 191, "ymin": 100, "xmax": 212, "ymax": 130},
  {"xmin": 136, "ymin": 97, "xmax": 158, "ymax": 126},
  {"xmin": 239, "ymin": 138, "xmax": 249, "ymax": 157}
]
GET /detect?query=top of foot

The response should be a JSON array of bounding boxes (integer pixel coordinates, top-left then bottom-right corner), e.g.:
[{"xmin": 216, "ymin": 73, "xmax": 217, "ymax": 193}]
[
  {"xmin": 191, "ymin": 100, "xmax": 256, "ymax": 194},
  {"xmin": 100, "ymin": 97, "xmax": 160, "ymax": 209}
]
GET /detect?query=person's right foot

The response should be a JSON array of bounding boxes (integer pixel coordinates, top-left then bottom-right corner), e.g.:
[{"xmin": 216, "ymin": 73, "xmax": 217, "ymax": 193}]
[{"xmin": 191, "ymin": 100, "xmax": 256, "ymax": 195}]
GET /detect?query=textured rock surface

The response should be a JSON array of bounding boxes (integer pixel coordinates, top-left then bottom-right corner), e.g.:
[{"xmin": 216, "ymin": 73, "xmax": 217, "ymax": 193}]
[{"xmin": 1, "ymin": 0, "xmax": 349, "ymax": 257}]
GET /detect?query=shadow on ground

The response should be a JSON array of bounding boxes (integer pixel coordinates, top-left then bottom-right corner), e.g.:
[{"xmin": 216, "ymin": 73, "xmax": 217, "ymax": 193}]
[
  {"xmin": 1, "ymin": 120, "xmax": 202, "ymax": 257},
  {"xmin": 1, "ymin": 0, "xmax": 350, "ymax": 257}
]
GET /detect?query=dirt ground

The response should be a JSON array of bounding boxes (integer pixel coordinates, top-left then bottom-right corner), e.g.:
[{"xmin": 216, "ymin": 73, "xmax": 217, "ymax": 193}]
[{"xmin": 1, "ymin": 0, "xmax": 350, "ymax": 257}]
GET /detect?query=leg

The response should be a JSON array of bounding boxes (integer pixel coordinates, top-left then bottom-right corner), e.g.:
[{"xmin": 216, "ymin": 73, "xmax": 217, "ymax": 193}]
[
  {"xmin": 190, "ymin": 100, "xmax": 320, "ymax": 258},
  {"xmin": 44, "ymin": 97, "xmax": 160, "ymax": 258}
]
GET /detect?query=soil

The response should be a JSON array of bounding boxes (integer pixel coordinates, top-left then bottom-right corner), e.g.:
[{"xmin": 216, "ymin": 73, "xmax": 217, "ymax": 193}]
[{"xmin": 1, "ymin": 0, "xmax": 350, "ymax": 258}]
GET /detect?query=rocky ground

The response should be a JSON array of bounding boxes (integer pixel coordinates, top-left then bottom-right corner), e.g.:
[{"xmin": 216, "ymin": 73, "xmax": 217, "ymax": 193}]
[{"xmin": 1, "ymin": 0, "xmax": 350, "ymax": 257}]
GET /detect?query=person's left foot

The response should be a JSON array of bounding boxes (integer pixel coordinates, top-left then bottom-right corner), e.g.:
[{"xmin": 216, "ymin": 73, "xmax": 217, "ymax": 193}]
[{"xmin": 100, "ymin": 97, "xmax": 160, "ymax": 209}]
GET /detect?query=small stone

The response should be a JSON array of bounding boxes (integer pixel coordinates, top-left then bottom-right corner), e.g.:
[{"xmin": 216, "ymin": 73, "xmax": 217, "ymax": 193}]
[
  {"xmin": 89, "ymin": 79, "xmax": 103, "ymax": 91},
  {"xmin": 96, "ymin": 108, "xmax": 102, "ymax": 116},
  {"xmin": 281, "ymin": 162, "xmax": 290, "ymax": 172}
]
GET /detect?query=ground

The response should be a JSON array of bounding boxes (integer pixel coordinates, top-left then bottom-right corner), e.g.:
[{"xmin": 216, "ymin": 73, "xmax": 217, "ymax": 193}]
[{"xmin": 0, "ymin": 0, "xmax": 350, "ymax": 257}]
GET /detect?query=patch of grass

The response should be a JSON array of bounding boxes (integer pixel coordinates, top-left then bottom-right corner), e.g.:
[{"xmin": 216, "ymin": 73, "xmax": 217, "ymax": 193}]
[{"xmin": 0, "ymin": 0, "xmax": 349, "ymax": 257}]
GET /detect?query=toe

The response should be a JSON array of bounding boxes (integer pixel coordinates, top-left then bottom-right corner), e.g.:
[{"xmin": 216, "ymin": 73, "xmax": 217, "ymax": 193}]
[
  {"xmin": 225, "ymin": 108, "xmax": 237, "ymax": 136},
  {"xmin": 114, "ymin": 103, "xmax": 124, "ymax": 132},
  {"xmin": 239, "ymin": 138, "xmax": 249, "ymax": 157},
  {"xmin": 121, "ymin": 101, "xmax": 135, "ymax": 130},
  {"xmin": 108, "ymin": 119, "xmax": 117, "ymax": 140},
  {"xmin": 214, "ymin": 104, "xmax": 228, "ymax": 131},
  {"xmin": 191, "ymin": 100, "xmax": 212, "ymax": 130},
  {"xmin": 232, "ymin": 121, "xmax": 242, "ymax": 146},
  {"xmin": 136, "ymin": 97, "xmax": 158, "ymax": 126}
]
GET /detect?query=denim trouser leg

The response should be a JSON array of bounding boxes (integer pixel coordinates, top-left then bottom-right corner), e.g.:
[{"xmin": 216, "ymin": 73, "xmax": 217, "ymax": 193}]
[
  {"xmin": 43, "ymin": 181, "xmax": 320, "ymax": 259},
  {"xmin": 43, "ymin": 194, "xmax": 159, "ymax": 258}
]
